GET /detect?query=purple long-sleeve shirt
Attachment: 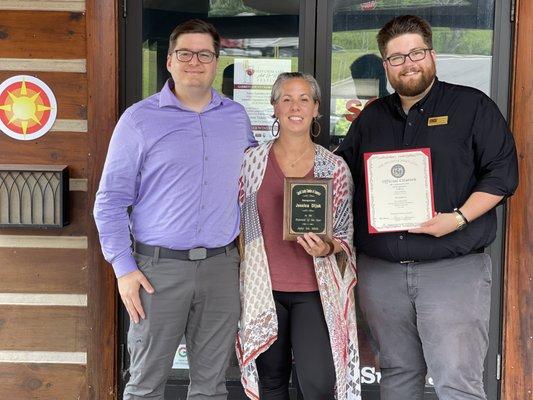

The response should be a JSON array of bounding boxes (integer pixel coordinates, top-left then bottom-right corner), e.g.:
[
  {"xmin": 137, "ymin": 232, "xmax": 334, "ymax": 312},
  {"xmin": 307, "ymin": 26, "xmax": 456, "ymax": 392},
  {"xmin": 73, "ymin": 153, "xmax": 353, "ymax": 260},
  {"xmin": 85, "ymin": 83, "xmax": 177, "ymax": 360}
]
[{"xmin": 94, "ymin": 80, "xmax": 255, "ymax": 277}]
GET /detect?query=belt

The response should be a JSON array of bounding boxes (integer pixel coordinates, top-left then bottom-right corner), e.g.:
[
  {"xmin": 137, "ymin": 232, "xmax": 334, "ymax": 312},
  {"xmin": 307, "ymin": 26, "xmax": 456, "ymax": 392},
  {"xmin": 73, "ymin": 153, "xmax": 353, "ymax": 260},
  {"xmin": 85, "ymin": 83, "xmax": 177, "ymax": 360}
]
[
  {"xmin": 134, "ymin": 241, "xmax": 236, "ymax": 261},
  {"xmin": 398, "ymin": 247, "xmax": 485, "ymax": 264}
]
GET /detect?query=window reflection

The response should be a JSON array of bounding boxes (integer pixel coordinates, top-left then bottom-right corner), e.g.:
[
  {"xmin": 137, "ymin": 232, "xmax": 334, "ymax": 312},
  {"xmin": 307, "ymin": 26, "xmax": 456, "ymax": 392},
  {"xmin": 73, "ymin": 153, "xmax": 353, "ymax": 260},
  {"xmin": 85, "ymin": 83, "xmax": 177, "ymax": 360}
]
[
  {"xmin": 141, "ymin": 1, "xmax": 299, "ymax": 100},
  {"xmin": 330, "ymin": 0, "xmax": 495, "ymax": 146}
]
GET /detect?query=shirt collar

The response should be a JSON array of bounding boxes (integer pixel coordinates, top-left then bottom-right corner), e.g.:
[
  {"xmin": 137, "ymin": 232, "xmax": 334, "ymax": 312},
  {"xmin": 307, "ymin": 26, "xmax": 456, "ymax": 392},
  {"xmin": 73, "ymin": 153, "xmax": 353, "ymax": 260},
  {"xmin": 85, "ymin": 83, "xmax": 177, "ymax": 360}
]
[
  {"xmin": 391, "ymin": 76, "xmax": 440, "ymax": 117},
  {"xmin": 158, "ymin": 79, "xmax": 225, "ymax": 112}
]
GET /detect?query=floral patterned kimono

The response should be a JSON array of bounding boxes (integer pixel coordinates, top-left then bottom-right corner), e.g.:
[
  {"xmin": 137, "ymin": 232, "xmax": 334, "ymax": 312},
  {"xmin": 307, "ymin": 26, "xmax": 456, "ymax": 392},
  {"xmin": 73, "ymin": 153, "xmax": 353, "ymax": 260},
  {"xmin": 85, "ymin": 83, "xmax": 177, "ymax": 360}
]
[{"xmin": 236, "ymin": 141, "xmax": 361, "ymax": 400}]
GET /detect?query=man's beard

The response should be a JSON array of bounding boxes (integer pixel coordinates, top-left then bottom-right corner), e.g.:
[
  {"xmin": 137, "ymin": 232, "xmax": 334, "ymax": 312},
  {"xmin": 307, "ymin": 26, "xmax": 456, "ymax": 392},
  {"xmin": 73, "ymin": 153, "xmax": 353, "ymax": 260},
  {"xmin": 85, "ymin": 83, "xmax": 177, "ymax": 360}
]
[{"xmin": 389, "ymin": 62, "xmax": 436, "ymax": 97}]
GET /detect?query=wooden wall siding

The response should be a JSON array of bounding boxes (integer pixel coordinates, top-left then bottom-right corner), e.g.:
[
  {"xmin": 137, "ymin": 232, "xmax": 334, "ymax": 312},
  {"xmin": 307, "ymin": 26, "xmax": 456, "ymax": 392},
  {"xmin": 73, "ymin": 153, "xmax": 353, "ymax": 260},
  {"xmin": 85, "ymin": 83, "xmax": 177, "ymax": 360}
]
[
  {"xmin": 0, "ymin": 71, "xmax": 87, "ymax": 119},
  {"xmin": 0, "ymin": 4, "xmax": 92, "ymax": 400},
  {"xmin": 86, "ymin": 0, "xmax": 118, "ymax": 398},
  {"xmin": 0, "ymin": 1, "xmax": 86, "ymax": 13},
  {"xmin": 0, "ymin": 132, "xmax": 87, "ymax": 177},
  {"xmin": 0, "ymin": 305, "xmax": 87, "ymax": 351},
  {"xmin": 0, "ymin": 58, "xmax": 86, "ymax": 72},
  {"xmin": 503, "ymin": 0, "xmax": 533, "ymax": 399},
  {"xmin": 0, "ymin": 248, "xmax": 87, "ymax": 293},
  {"xmin": 0, "ymin": 363, "xmax": 87, "ymax": 400},
  {"xmin": 0, "ymin": 11, "xmax": 86, "ymax": 59}
]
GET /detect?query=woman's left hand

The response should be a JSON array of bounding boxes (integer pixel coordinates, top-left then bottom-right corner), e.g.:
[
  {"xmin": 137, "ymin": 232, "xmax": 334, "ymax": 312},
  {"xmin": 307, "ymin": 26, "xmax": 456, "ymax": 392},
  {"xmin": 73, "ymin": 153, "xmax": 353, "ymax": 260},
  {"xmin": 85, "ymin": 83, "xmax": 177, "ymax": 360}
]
[{"xmin": 297, "ymin": 233, "xmax": 332, "ymax": 257}]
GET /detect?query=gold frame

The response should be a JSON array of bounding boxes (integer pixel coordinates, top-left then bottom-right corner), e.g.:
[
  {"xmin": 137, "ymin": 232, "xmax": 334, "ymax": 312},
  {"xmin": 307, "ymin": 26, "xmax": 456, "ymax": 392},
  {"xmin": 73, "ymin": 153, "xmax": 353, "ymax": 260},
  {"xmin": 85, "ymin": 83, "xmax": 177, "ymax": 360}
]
[{"xmin": 283, "ymin": 177, "xmax": 333, "ymax": 241}]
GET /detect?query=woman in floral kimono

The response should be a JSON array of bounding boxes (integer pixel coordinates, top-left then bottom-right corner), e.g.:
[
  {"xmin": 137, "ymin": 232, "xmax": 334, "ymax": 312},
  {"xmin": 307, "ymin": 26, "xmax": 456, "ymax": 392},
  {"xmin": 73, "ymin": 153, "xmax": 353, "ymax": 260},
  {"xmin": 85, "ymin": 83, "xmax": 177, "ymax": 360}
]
[{"xmin": 236, "ymin": 72, "xmax": 361, "ymax": 400}]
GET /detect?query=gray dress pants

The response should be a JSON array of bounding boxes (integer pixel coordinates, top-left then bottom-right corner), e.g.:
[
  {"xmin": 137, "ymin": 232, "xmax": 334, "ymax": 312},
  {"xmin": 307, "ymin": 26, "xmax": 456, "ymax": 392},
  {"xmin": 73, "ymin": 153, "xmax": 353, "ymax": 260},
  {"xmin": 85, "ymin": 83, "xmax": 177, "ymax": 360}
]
[
  {"xmin": 123, "ymin": 247, "xmax": 241, "ymax": 400},
  {"xmin": 357, "ymin": 253, "xmax": 492, "ymax": 400}
]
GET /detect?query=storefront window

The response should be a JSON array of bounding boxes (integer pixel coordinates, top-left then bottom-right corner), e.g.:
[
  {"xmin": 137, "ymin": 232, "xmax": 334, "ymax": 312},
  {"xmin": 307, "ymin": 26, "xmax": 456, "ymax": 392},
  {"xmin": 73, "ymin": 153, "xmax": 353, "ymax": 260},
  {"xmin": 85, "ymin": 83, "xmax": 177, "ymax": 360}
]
[
  {"xmin": 141, "ymin": 2, "xmax": 298, "ymax": 93},
  {"xmin": 329, "ymin": 0, "xmax": 495, "ymax": 148}
]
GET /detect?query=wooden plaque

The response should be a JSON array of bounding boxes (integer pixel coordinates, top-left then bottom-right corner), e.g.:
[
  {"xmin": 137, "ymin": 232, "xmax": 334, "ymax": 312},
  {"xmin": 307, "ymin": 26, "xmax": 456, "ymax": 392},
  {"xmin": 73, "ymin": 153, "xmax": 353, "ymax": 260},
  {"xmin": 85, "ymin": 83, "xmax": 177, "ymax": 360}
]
[{"xmin": 283, "ymin": 177, "xmax": 333, "ymax": 241}]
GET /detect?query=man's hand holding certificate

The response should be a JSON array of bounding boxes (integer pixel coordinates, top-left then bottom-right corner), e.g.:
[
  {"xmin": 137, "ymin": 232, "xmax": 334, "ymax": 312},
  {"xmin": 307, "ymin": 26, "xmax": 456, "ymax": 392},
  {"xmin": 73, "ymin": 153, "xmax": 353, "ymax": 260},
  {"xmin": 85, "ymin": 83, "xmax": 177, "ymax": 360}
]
[{"xmin": 364, "ymin": 148, "xmax": 435, "ymax": 233}]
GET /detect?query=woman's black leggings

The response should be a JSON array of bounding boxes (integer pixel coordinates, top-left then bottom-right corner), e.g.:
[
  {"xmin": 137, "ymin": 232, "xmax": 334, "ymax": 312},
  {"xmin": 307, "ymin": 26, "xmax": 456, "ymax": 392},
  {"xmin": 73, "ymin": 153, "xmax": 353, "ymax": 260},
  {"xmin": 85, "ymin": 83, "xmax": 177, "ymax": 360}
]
[{"xmin": 256, "ymin": 291, "xmax": 336, "ymax": 400}]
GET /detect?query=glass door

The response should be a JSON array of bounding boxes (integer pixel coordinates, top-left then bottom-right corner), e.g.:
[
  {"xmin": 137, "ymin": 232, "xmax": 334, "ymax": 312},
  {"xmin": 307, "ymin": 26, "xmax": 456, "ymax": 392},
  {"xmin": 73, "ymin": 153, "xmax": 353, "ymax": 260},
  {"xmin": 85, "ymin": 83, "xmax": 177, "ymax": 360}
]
[
  {"xmin": 120, "ymin": 1, "xmax": 313, "ymax": 398},
  {"xmin": 316, "ymin": 1, "xmax": 510, "ymax": 399}
]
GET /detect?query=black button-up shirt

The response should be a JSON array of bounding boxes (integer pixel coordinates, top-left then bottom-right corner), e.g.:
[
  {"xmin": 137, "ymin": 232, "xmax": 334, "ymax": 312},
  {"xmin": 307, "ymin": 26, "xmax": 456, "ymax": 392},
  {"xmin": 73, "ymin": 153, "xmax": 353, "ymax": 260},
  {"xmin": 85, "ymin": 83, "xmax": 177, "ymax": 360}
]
[{"xmin": 336, "ymin": 78, "xmax": 518, "ymax": 263}]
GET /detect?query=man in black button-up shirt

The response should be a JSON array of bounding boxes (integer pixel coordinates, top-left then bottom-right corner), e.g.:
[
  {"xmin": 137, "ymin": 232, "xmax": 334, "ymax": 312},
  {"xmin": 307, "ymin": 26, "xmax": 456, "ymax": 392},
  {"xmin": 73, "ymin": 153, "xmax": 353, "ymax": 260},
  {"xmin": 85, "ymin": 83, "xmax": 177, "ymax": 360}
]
[{"xmin": 337, "ymin": 15, "xmax": 518, "ymax": 400}]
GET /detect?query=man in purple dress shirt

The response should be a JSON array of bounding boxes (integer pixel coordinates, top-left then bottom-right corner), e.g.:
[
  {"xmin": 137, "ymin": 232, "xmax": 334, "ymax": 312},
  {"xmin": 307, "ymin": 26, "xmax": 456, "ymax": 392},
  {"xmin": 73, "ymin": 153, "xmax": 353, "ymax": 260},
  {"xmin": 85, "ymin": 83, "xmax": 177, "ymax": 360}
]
[{"xmin": 94, "ymin": 19, "xmax": 255, "ymax": 400}]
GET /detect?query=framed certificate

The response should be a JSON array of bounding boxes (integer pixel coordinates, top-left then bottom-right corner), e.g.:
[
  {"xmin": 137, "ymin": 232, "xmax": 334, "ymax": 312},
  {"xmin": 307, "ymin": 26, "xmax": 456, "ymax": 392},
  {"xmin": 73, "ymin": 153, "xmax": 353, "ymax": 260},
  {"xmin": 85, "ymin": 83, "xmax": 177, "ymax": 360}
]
[
  {"xmin": 283, "ymin": 177, "xmax": 333, "ymax": 241},
  {"xmin": 364, "ymin": 148, "xmax": 435, "ymax": 233}
]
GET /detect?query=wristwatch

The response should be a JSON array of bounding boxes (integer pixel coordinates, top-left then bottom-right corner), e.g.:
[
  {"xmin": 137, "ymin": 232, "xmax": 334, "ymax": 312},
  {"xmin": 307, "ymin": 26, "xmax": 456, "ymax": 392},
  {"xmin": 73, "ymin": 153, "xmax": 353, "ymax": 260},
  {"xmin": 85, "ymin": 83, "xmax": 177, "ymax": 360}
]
[{"xmin": 453, "ymin": 208, "xmax": 468, "ymax": 231}]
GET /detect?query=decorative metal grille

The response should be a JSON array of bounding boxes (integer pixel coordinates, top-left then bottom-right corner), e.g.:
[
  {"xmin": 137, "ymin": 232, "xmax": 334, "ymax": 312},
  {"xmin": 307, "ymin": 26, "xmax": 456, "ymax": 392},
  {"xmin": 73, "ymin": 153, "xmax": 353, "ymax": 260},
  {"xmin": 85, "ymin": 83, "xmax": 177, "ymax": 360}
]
[{"xmin": 0, "ymin": 165, "xmax": 69, "ymax": 228}]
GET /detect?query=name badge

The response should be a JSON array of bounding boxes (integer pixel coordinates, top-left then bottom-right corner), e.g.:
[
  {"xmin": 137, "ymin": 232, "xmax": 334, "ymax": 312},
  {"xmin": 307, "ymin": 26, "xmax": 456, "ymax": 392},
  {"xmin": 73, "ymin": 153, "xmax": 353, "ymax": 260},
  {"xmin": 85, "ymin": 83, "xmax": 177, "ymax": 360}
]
[{"xmin": 427, "ymin": 116, "xmax": 448, "ymax": 126}]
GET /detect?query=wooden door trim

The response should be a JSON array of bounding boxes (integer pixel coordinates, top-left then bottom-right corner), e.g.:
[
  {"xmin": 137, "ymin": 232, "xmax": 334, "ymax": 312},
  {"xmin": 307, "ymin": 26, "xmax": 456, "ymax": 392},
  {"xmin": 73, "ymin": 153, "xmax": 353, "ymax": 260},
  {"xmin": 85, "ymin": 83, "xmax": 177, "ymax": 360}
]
[
  {"xmin": 502, "ymin": 0, "xmax": 533, "ymax": 398},
  {"xmin": 86, "ymin": 0, "xmax": 119, "ymax": 398}
]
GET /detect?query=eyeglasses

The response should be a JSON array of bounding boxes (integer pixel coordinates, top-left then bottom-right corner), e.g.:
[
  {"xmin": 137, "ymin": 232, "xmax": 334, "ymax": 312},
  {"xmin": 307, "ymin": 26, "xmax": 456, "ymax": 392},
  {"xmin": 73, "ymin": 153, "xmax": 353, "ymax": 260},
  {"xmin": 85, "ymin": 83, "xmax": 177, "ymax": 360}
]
[
  {"xmin": 173, "ymin": 49, "xmax": 217, "ymax": 64},
  {"xmin": 385, "ymin": 48, "xmax": 432, "ymax": 66}
]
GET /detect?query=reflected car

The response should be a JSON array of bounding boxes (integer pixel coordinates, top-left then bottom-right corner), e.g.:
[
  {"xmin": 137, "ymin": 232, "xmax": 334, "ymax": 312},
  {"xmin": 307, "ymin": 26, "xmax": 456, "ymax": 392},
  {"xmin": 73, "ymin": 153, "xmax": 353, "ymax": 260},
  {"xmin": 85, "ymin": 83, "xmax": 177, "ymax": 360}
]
[{"xmin": 219, "ymin": 48, "xmax": 263, "ymax": 57}]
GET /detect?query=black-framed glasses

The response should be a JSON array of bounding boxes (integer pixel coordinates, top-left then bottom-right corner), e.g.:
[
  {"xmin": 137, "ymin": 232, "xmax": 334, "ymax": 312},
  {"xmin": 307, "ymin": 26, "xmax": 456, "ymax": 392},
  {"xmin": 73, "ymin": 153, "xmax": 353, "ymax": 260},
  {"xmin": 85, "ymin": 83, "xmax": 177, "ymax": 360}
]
[
  {"xmin": 385, "ymin": 48, "xmax": 432, "ymax": 66},
  {"xmin": 173, "ymin": 49, "xmax": 217, "ymax": 64}
]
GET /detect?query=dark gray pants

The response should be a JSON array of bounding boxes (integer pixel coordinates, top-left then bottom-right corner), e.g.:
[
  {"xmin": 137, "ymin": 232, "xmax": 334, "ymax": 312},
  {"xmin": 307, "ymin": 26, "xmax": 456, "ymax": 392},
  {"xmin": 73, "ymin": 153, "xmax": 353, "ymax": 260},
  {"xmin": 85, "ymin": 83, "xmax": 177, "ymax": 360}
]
[
  {"xmin": 123, "ymin": 248, "xmax": 241, "ymax": 400},
  {"xmin": 357, "ymin": 253, "xmax": 492, "ymax": 400}
]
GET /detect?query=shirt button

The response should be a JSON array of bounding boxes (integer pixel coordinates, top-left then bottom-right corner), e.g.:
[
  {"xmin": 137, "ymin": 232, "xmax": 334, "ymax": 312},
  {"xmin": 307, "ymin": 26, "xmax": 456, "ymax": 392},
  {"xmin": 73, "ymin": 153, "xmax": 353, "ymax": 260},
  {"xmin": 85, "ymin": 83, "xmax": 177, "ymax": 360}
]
[
  {"xmin": 420, "ymin": 108, "xmax": 424, "ymax": 113},
  {"xmin": 408, "ymin": 122, "xmax": 413, "ymax": 127},
  {"xmin": 399, "ymin": 235, "xmax": 404, "ymax": 240},
  {"xmin": 204, "ymin": 156, "xmax": 208, "ymax": 161},
  {"xmin": 204, "ymin": 181, "xmax": 208, "ymax": 185}
]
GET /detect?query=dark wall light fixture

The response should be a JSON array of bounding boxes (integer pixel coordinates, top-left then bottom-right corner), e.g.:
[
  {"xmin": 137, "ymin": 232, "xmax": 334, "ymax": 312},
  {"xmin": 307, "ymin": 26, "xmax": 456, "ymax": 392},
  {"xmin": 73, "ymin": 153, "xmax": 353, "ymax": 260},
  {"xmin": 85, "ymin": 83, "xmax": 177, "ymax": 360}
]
[{"xmin": 0, "ymin": 165, "xmax": 69, "ymax": 228}]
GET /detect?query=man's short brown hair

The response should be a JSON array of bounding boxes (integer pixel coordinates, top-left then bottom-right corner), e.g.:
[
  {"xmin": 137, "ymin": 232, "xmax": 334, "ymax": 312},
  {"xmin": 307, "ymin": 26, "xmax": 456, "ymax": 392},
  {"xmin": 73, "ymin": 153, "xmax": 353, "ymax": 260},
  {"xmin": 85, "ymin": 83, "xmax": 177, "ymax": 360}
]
[
  {"xmin": 168, "ymin": 19, "xmax": 220, "ymax": 57},
  {"xmin": 376, "ymin": 15, "xmax": 433, "ymax": 58}
]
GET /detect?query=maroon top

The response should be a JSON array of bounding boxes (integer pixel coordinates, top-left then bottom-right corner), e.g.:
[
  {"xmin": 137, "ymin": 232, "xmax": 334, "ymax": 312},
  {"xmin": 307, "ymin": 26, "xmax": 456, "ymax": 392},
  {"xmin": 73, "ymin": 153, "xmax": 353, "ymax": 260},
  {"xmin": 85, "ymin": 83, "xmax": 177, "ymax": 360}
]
[{"xmin": 257, "ymin": 150, "xmax": 318, "ymax": 292}]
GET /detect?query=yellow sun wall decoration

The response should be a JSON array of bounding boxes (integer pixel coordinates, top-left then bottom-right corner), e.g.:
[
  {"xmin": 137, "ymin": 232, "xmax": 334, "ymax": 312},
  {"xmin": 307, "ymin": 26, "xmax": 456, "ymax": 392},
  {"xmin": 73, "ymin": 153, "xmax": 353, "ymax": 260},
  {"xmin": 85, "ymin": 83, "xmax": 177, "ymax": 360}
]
[{"xmin": 0, "ymin": 75, "xmax": 57, "ymax": 141}]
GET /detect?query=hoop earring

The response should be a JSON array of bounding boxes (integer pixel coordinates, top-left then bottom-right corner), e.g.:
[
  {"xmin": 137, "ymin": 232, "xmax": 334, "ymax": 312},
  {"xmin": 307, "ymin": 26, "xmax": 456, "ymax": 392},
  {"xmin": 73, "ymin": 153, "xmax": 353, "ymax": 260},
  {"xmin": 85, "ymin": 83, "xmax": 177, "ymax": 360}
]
[
  {"xmin": 311, "ymin": 118, "xmax": 321, "ymax": 138},
  {"xmin": 271, "ymin": 118, "xmax": 280, "ymax": 138}
]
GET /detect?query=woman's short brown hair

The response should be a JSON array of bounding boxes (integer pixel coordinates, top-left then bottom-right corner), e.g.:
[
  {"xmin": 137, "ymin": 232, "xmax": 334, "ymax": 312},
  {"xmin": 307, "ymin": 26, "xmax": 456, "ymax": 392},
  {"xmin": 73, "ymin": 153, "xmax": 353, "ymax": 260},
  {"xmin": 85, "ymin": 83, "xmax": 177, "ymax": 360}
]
[
  {"xmin": 168, "ymin": 19, "xmax": 220, "ymax": 57},
  {"xmin": 376, "ymin": 15, "xmax": 433, "ymax": 58}
]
